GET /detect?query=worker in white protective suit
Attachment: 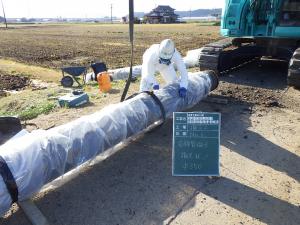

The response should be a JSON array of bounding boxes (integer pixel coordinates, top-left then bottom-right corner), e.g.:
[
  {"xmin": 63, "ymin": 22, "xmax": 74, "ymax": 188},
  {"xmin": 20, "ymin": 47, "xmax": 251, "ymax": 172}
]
[{"xmin": 140, "ymin": 39, "xmax": 188, "ymax": 98}]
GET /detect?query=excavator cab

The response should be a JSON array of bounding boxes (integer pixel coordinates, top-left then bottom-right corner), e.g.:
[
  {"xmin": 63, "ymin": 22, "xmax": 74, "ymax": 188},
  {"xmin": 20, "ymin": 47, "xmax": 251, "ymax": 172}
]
[
  {"xmin": 221, "ymin": 0, "xmax": 300, "ymax": 37},
  {"xmin": 279, "ymin": 0, "xmax": 300, "ymax": 26}
]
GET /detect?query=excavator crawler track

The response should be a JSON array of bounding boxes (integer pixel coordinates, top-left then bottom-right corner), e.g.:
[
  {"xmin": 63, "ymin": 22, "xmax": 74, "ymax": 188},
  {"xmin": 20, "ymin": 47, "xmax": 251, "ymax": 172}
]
[
  {"xmin": 199, "ymin": 38, "xmax": 233, "ymax": 72},
  {"xmin": 288, "ymin": 48, "xmax": 300, "ymax": 89},
  {"xmin": 199, "ymin": 38, "xmax": 261, "ymax": 75}
]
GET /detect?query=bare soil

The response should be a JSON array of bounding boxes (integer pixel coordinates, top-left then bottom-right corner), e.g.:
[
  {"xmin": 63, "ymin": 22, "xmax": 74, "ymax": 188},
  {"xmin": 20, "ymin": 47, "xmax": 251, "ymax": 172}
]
[
  {"xmin": 0, "ymin": 73, "xmax": 30, "ymax": 91},
  {"xmin": 0, "ymin": 24, "xmax": 220, "ymax": 69},
  {"xmin": 215, "ymin": 59, "xmax": 300, "ymax": 111}
]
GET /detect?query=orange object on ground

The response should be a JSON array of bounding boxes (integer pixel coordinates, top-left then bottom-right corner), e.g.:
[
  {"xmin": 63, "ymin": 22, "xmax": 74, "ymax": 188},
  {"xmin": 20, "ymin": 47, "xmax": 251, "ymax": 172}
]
[{"xmin": 97, "ymin": 72, "xmax": 111, "ymax": 93}]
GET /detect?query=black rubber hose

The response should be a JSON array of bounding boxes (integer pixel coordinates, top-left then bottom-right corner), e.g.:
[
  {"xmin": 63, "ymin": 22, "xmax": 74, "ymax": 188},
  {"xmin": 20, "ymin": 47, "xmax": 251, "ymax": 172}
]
[{"xmin": 120, "ymin": 0, "xmax": 134, "ymax": 102}]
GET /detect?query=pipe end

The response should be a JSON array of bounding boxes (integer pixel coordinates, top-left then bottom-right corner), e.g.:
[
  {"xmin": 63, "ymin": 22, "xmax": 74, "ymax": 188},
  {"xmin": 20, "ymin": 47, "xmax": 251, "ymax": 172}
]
[{"xmin": 205, "ymin": 70, "xmax": 219, "ymax": 91}]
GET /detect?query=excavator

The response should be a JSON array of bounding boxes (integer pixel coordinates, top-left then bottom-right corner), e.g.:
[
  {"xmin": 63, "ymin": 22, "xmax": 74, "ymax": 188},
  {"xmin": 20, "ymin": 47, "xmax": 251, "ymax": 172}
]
[{"xmin": 199, "ymin": 0, "xmax": 300, "ymax": 88}]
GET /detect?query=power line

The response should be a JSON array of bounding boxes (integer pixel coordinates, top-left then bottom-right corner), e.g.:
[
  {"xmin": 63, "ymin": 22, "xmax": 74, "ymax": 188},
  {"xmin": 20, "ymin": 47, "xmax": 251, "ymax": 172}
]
[{"xmin": 111, "ymin": 4, "xmax": 113, "ymax": 24}]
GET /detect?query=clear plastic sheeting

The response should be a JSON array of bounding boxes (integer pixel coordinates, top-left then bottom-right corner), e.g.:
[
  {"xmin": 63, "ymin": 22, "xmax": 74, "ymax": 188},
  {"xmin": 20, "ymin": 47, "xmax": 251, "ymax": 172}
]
[
  {"xmin": 0, "ymin": 71, "xmax": 216, "ymax": 216},
  {"xmin": 183, "ymin": 48, "xmax": 203, "ymax": 68},
  {"xmin": 109, "ymin": 65, "xmax": 142, "ymax": 80},
  {"xmin": 108, "ymin": 48, "xmax": 202, "ymax": 80}
]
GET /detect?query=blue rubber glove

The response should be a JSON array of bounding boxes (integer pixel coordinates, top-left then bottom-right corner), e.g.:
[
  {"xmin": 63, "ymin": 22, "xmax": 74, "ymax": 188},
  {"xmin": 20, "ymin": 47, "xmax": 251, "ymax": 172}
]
[
  {"xmin": 178, "ymin": 87, "xmax": 187, "ymax": 98},
  {"xmin": 153, "ymin": 84, "xmax": 160, "ymax": 90}
]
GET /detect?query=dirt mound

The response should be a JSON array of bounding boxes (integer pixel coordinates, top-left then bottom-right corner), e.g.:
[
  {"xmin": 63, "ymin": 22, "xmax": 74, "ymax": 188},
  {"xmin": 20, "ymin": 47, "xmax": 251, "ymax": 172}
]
[
  {"xmin": 217, "ymin": 85, "xmax": 282, "ymax": 106},
  {"xmin": 0, "ymin": 74, "xmax": 30, "ymax": 91}
]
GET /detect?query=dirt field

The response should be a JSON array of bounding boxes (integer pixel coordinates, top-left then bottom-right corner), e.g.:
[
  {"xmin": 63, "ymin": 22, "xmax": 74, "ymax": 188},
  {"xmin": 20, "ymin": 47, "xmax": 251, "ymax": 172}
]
[
  {"xmin": 0, "ymin": 23, "xmax": 220, "ymax": 122},
  {"xmin": 0, "ymin": 24, "xmax": 299, "ymax": 225},
  {"xmin": 0, "ymin": 24, "xmax": 220, "ymax": 69}
]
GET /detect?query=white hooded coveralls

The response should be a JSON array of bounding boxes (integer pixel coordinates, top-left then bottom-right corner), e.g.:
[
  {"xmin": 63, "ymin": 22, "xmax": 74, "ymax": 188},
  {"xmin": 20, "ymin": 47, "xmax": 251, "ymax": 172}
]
[{"xmin": 139, "ymin": 44, "xmax": 188, "ymax": 92}]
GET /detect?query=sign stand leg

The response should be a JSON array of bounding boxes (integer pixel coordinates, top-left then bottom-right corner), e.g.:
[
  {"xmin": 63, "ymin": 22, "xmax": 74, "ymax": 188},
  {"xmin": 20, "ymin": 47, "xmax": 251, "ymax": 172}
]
[{"xmin": 18, "ymin": 199, "xmax": 49, "ymax": 225}]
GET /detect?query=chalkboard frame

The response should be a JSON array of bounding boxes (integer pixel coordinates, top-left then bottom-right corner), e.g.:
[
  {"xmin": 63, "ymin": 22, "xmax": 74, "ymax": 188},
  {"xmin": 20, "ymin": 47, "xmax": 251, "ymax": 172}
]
[{"xmin": 172, "ymin": 112, "xmax": 221, "ymax": 176}]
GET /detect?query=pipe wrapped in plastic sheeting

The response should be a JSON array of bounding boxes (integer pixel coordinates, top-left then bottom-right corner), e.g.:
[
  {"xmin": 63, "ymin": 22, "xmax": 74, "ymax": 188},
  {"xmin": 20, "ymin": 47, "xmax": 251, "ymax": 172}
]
[
  {"xmin": 109, "ymin": 65, "xmax": 142, "ymax": 80},
  {"xmin": 108, "ymin": 48, "xmax": 203, "ymax": 80},
  {"xmin": 183, "ymin": 48, "xmax": 203, "ymax": 68},
  {"xmin": 0, "ymin": 71, "xmax": 218, "ymax": 216}
]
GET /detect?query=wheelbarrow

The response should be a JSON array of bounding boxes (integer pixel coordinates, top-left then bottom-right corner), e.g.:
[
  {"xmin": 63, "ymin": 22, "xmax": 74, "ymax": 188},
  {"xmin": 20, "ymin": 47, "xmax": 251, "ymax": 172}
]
[{"xmin": 61, "ymin": 66, "xmax": 87, "ymax": 87}]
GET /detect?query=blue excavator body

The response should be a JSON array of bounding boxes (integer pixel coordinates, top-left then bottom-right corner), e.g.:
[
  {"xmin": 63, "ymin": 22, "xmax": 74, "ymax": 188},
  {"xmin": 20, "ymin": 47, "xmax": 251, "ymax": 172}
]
[
  {"xmin": 221, "ymin": 0, "xmax": 300, "ymax": 38},
  {"xmin": 199, "ymin": 0, "xmax": 300, "ymax": 88}
]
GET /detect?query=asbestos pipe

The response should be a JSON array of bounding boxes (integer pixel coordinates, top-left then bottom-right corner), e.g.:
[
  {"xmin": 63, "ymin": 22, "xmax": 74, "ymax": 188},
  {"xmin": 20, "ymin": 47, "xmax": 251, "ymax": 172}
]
[
  {"xmin": 108, "ymin": 48, "xmax": 203, "ymax": 80},
  {"xmin": 0, "ymin": 71, "xmax": 218, "ymax": 216}
]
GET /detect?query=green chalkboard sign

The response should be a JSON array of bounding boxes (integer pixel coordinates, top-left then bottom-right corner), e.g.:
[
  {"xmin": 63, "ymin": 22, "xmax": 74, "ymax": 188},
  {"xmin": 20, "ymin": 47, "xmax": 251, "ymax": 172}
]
[{"xmin": 172, "ymin": 112, "xmax": 220, "ymax": 176}]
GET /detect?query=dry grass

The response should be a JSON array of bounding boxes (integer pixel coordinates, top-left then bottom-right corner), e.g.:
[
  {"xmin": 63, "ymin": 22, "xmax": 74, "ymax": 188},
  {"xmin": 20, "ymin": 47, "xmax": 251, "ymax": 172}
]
[{"xmin": 0, "ymin": 58, "xmax": 61, "ymax": 82}]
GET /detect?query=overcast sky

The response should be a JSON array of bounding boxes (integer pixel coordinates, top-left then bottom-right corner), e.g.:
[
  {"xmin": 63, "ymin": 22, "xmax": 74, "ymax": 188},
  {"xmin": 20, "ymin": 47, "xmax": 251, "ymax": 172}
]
[{"xmin": 1, "ymin": 0, "xmax": 224, "ymax": 18}]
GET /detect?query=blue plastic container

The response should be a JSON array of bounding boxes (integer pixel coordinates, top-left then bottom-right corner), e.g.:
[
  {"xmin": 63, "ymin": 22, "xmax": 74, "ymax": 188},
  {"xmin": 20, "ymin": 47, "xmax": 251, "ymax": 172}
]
[{"xmin": 58, "ymin": 92, "xmax": 89, "ymax": 108}]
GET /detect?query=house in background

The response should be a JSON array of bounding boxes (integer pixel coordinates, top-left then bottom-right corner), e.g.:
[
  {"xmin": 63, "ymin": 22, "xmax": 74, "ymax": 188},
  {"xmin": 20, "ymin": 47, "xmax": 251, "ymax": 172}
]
[{"xmin": 144, "ymin": 5, "xmax": 179, "ymax": 24}]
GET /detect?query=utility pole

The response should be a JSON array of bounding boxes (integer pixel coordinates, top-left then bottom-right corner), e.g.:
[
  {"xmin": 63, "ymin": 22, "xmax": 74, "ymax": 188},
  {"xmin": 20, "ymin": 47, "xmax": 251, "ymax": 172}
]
[
  {"xmin": 26, "ymin": 0, "xmax": 30, "ymax": 20},
  {"xmin": 1, "ymin": 0, "xmax": 7, "ymax": 28},
  {"xmin": 111, "ymin": 4, "xmax": 113, "ymax": 24}
]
